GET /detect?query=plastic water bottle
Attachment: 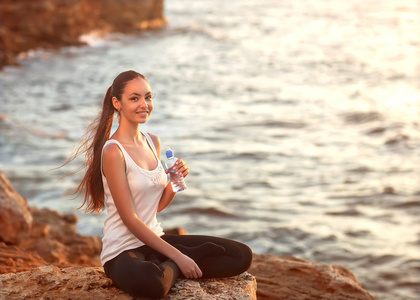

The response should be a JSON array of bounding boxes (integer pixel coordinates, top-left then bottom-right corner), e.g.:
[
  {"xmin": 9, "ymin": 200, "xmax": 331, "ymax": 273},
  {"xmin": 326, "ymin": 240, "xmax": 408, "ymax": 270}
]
[{"xmin": 165, "ymin": 147, "xmax": 187, "ymax": 192}]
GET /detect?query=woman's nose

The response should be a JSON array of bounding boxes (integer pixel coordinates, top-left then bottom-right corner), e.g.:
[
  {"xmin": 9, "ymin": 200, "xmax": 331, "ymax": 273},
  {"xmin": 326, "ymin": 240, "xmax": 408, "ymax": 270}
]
[{"xmin": 139, "ymin": 97, "xmax": 148, "ymax": 108}]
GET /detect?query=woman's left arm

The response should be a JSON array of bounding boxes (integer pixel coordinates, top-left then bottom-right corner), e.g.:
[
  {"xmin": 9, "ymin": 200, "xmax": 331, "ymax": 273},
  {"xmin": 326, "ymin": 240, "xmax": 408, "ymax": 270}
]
[{"xmin": 149, "ymin": 134, "xmax": 189, "ymax": 212}]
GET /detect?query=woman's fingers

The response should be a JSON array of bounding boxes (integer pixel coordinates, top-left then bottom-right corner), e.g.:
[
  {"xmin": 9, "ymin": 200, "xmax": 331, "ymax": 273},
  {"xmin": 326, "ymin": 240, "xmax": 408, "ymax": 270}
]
[
  {"xmin": 177, "ymin": 254, "xmax": 203, "ymax": 279},
  {"xmin": 175, "ymin": 158, "xmax": 190, "ymax": 177},
  {"xmin": 185, "ymin": 266, "xmax": 202, "ymax": 279}
]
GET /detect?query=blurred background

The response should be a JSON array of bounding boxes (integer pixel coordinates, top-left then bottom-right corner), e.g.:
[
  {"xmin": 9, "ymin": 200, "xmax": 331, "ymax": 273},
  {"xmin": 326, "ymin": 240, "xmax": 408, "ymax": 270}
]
[{"xmin": 0, "ymin": 0, "xmax": 419, "ymax": 299}]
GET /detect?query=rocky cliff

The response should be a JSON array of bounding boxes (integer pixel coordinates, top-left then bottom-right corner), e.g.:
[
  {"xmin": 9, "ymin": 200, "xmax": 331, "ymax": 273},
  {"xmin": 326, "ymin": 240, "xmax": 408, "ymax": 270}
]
[
  {"xmin": 0, "ymin": 169, "xmax": 374, "ymax": 299},
  {"xmin": 0, "ymin": 0, "xmax": 167, "ymax": 69}
]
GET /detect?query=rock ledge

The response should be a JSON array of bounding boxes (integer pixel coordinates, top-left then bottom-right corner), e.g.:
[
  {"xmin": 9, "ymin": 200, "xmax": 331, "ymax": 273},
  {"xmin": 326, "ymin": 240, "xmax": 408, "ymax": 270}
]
[
  {"xmin": 249, "ymin": 254, "xmax": 374, "ymax": 300},
  {"xmin": 0, "ymin": 265, "xmax": 256, "ymax": 300}
]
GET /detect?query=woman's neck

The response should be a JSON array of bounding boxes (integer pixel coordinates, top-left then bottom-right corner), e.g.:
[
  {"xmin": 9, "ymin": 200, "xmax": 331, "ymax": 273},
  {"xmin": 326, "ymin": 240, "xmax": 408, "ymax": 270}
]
[{"xmin": 113, "ymin": 120, "xmax": 142, "ymax": 144}]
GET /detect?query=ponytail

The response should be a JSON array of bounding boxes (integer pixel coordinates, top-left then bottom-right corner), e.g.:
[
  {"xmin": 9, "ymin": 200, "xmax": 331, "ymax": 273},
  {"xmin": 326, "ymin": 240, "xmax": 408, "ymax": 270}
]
[{"xmin": 64, "ymin": 86, "xmax": 115, "ymax": 213}]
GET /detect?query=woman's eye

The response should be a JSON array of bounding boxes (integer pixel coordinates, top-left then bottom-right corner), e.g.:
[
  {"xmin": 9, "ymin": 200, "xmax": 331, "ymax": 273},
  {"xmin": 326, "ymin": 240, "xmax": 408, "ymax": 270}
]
[{"xmin": 130, "ymin": 97, "xmax": 138, "ymax": 101}]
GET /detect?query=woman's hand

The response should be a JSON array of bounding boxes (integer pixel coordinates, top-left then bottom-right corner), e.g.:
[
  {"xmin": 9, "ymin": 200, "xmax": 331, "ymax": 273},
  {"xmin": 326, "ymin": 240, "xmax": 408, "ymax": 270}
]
[
  {"xmin": 165, "ymin": 158, "xmax": 190, "ymax": 178},
  {"xmin": 173, "ymin": 252, "xmax": 203, "ymax": 279}
]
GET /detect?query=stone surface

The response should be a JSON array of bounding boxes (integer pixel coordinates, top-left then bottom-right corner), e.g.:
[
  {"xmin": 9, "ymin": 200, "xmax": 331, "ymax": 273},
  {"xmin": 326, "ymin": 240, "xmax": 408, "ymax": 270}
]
[
  {"xmin": 20, "ymin": 206, "xmax": 102, "ymax": 267},
  {"xmin": 248, "ymin": 254, "xmax": 375, "ymax": 300},
  {"xmin": 0, "ymin": 170, "xmax": 33, "ymax": 245},
  {"xmin": 0, "ymin": 205, "xmax": 102, "ymax": 274},
  {"xmin": 0, "ymin": 266, "xmax": 256, "ymax": 300},
  {"xmin": 0, "ymin": 169, "xmax": 101, "ymax": 274},
  {"xmin": 0, "ymin": 242, "xmax": 47, "ymax": 275},
  {"xmin": 168, "ymin": 272, "xmax": 256, "ymax": 300},
  {"xmin": 0, "ymin": 0, "xmax": 167, "ymax": 69}
]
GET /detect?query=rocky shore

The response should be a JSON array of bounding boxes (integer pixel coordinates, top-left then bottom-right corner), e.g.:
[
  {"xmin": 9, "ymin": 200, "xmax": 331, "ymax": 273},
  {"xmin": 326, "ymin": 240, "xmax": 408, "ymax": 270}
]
[
  {"xmin": 0, "ymin": 169, "xmax": 375, "ymax": 299},
  {"xmin": 0, "ymin": 0, "xmax": 167, "ymax": 69}
]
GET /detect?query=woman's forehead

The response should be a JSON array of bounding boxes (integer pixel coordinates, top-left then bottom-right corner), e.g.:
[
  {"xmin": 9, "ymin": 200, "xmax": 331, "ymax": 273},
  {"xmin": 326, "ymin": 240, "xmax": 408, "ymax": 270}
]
[{"xmin": 124, "ymin": 78, "xmax": 151, "ymax": 93}]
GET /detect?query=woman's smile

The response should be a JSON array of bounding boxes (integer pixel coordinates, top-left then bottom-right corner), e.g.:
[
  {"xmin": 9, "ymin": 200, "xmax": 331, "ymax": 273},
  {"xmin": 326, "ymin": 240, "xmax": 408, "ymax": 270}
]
[{"xmin": 135, "ymin": 110, "xmax": 150, "ymax": 118}]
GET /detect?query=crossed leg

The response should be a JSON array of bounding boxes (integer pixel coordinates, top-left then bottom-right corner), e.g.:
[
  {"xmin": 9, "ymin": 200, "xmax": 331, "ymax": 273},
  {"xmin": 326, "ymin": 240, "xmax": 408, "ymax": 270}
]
[{"xmin": 103, "ymin": 235, "xmax": 252, "ymax": 299}]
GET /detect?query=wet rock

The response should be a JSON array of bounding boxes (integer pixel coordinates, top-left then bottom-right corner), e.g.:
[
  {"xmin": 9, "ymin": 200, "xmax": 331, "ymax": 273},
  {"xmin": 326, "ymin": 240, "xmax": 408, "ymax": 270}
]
[
  {"xmin": 0, "ymin": 170, "xmax": 33, "ymax": 245},
  {"xmin": 0, "ymin": 266, "xmax": 256, "ymax": 300},
  {"xmin": 248, "ymin": 254, "xmax": 374, "ymax": 300}
]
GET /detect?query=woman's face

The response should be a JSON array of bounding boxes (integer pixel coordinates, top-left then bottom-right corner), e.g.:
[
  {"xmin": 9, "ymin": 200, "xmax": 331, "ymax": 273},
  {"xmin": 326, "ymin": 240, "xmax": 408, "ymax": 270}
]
[{"xmin": 114, "ymin": 77, "xmax": 154, "ymax": 124}]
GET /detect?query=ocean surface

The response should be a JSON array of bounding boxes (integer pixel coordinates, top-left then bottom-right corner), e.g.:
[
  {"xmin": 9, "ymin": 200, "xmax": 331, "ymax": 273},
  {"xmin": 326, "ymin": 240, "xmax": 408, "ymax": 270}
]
[{"xmin": 0, "ymin": 0, "xmax": 419, "ymax": 298}]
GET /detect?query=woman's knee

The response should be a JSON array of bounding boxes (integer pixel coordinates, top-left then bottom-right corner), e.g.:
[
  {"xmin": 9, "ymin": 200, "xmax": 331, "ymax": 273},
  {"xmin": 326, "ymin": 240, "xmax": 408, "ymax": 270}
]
[
  {"xmin": 239, "ymin": 243, "xmax": 253, "ymax": 272},
  {"xmin": 109, "ymin": 261, "xmax": 169, "ymax": 298}
]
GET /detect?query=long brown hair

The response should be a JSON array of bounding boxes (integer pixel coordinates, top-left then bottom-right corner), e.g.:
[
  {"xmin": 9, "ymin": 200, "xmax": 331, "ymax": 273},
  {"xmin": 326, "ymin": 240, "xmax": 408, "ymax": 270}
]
[{"xmin": 65, "ymin": 70, "xmax": 147, "ymax": 213}]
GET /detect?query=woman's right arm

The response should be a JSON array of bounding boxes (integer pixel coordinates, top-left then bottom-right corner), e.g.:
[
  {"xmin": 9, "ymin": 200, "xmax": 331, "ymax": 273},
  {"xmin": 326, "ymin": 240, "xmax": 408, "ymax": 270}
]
[{"xmin": 102, "ymin": 144, "xmax": 202, "ymax": 278}]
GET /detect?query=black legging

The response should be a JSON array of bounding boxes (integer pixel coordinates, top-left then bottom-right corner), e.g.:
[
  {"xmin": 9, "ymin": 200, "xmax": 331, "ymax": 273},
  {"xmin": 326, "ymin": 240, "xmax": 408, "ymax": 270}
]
[{"xmin": 103, "ymin": 234, "xmax": 253, "ymax": 299}]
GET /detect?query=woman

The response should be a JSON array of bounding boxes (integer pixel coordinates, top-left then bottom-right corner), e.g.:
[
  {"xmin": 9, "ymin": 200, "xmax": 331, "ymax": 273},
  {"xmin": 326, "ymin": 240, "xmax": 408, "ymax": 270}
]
[{"xmin": 68, "ymin": 70, "xmax": 252, "ymax": 299}]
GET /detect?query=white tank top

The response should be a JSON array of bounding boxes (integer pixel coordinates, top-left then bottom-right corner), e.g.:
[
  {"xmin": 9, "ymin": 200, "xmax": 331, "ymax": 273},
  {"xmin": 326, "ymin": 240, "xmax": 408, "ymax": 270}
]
[{"xmin": 100, "ymin": 131, "xmax": 166, "ymax": 265}]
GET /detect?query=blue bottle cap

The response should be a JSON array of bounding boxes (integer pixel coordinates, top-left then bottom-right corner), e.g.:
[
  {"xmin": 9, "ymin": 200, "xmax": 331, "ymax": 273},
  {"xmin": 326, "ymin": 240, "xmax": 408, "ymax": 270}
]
[{"xmin": 166, "ymin": 147, "xmax": 174, "ymax": 158}]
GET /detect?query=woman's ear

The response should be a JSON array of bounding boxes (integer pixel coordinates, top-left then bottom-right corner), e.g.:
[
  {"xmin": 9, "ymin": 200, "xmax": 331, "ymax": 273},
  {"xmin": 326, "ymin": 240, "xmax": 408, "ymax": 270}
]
[{"xmin": 112, "ymin": 96, "xmax": 120, "ymax": 111}]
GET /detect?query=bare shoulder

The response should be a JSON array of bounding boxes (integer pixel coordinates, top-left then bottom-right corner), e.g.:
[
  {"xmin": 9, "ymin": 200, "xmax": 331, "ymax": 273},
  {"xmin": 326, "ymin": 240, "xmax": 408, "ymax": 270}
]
[
  {"xmin": 147, "ymin": 132, "xmax": 161, "ymax": 146},
  {"xmin": 102, "ymin": 143, "xmax": 125, "ymax": 165},
  {"xmin": 146, "ymin": 133, "xmax": 161, "ymax": 158}
]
